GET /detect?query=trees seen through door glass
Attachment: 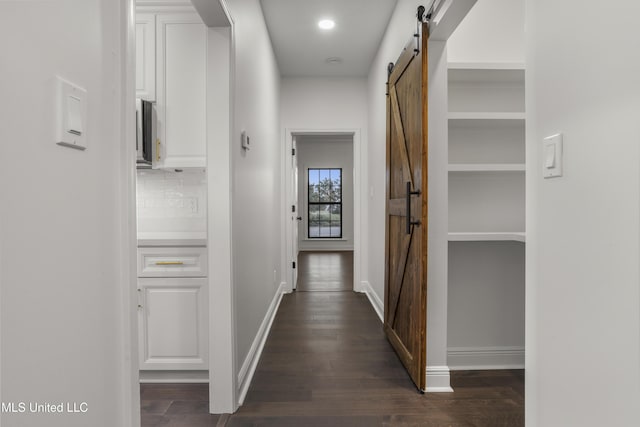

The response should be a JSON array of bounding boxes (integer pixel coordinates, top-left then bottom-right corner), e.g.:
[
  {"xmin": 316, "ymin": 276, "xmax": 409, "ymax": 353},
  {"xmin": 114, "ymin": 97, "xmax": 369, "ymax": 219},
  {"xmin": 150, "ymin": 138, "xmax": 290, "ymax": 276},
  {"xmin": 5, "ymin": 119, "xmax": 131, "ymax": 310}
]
[{"xmin": 308, "ymin": 168, "xmax": 342, "ymax": 238}]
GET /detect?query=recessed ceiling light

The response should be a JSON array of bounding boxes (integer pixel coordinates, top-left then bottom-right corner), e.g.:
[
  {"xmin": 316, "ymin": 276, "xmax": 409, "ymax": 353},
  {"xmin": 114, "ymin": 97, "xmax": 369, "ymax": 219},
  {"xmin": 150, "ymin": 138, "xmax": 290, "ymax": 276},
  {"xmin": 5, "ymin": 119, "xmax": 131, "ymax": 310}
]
[{"xmin": 318, "ymin": 19, "xmax": 335, "ymax": 30}]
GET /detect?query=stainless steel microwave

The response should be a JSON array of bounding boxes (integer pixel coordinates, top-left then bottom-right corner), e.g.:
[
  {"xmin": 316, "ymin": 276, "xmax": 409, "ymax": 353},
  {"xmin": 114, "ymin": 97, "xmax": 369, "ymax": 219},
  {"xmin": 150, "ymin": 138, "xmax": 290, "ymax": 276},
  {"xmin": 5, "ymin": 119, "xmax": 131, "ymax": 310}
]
[{"xmin": 135, "ymin": 99, "xmax": 156, "ymax": 167}]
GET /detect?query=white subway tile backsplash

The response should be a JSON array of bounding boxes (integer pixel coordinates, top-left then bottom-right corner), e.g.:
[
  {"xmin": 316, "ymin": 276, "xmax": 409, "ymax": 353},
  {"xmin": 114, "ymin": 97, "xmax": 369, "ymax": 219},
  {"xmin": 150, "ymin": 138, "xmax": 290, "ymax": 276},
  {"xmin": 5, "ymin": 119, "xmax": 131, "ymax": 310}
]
[{"xmin": 136, "ymin": 169, "xmax": 207, "ymax": 233}]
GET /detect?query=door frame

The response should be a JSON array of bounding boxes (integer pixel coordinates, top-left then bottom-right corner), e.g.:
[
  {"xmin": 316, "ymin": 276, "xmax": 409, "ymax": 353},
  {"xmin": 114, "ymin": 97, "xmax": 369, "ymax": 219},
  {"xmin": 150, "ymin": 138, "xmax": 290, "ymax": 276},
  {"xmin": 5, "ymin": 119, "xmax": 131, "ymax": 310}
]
[
  {"xmin": 290, "ymin": 135, "xmax": 299, "ymax": 290},
  {"xmin": 121, "ymin": 1, "xmax": 238, "ymax": 422},
  {"xmin": 205, "ymin": 3, "xmax": 236, "ymax": 413},
  {"xmin": 119, "ymin": 0, "xmax": 141, "ymax": 426},
  {"xmin": 283, "ymin": 128, "xmax": 363, "ymax": 293}
]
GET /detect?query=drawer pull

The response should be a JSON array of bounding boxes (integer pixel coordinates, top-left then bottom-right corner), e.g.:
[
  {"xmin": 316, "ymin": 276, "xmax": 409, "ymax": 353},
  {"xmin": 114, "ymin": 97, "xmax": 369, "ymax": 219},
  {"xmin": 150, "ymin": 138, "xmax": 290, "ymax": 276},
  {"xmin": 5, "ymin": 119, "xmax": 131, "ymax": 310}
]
[{"xmin": 155, "ymin": 261, "xmax": 184, "ymax": 266}]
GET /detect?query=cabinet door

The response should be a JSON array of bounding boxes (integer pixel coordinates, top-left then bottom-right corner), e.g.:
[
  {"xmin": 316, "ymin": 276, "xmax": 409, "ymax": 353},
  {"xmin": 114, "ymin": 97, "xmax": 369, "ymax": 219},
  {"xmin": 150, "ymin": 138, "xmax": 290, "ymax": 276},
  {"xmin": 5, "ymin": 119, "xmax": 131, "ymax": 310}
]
[
  {"xmin": 135, "ymin": 13, "xmax": 156, "ymax": 101},
  {"xmin": 138, "ymin": 277, "xmax": 208, "ymax": 370},
  {"xmin": 155, "ymin": 14, "xmax": 206, "ymax": 169}
]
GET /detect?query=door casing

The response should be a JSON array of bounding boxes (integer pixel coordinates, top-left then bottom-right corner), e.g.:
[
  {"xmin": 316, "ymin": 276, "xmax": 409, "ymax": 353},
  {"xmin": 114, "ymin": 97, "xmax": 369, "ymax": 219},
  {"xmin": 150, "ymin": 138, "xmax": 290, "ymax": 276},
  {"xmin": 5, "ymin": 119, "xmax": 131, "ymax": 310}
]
[{"xmin": 283, "ymin": 129, "xmax": 363, "ymax": 294}]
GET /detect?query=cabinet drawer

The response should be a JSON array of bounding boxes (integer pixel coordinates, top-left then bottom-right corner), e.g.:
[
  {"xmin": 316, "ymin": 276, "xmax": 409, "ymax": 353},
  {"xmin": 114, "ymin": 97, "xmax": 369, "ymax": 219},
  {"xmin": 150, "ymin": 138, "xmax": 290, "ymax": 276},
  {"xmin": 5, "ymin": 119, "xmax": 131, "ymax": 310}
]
[{"xmin": 138, "ymin": 247, "xmax": 207, "ymax": 277}]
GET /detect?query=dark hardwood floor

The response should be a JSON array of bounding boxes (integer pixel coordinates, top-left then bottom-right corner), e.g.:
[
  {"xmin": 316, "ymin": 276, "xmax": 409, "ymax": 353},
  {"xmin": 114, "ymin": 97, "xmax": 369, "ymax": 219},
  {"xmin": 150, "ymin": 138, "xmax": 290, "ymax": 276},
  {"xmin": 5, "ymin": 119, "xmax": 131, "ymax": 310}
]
[
  {"xmin": 296, "ymin": 251, "xmax": 354, "ymax": 292},
  {"xmin": 141, "ymin": 251, "xmax": 524, "ymax": 426},
  {"xmin": 141, "ymin": 383, "xmax": 222, "ymax": 426}
]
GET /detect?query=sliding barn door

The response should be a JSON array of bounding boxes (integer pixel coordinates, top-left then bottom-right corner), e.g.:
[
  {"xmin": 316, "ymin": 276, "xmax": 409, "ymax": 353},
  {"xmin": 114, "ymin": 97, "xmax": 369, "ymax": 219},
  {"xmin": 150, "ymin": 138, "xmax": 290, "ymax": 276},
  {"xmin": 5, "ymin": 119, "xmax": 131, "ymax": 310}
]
[{"xmin": 384, "ymin": 22, "xmax": 428, "ymax": 391}]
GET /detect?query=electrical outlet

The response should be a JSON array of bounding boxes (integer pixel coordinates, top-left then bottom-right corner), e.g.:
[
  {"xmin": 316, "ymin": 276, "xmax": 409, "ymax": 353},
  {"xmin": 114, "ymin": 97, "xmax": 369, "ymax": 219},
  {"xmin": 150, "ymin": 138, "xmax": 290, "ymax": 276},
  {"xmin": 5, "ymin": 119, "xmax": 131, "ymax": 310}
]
[{"xmin": 189, "ymin": 198, "xmax": 198, "ymax": 213}]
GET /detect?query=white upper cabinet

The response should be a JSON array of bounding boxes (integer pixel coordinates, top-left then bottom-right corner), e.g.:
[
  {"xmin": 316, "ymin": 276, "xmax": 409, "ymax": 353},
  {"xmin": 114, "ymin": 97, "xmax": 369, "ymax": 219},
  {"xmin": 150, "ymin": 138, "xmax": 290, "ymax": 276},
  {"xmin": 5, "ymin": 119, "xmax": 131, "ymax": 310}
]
[
  {"xmin": 135, "ymin": 13, "xmax": 156, "ymax": 101},
  {"xmin": 155, "ymin": 13, "xmax": 207, "ymax": 169},
  {"xmin": 137, "ymin": 245, "xmax": 209, "ymax": 371}
]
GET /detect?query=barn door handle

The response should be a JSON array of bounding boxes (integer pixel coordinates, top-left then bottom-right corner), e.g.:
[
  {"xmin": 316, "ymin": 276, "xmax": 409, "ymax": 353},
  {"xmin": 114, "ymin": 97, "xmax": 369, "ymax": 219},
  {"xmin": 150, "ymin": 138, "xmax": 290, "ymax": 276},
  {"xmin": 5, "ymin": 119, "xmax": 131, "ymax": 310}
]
[{"xmin": 406, "ymin": 181, "xmax": 422, "ymax": 234}]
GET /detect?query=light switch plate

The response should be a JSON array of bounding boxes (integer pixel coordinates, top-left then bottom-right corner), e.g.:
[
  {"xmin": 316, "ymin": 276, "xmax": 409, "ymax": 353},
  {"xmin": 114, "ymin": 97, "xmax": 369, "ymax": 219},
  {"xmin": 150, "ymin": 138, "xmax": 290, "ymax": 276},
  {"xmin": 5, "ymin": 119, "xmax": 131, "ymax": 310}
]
[
  {"xmin": 543, "ymin": 133, "xmax": 563, "ymax": 178},
  {"xmin": 241, "ymin": 130, "xmax": 250, "ymax": 151},
  {"xmin": 54, "ymin": 76, "xmax": 87, "ymax": 150}
]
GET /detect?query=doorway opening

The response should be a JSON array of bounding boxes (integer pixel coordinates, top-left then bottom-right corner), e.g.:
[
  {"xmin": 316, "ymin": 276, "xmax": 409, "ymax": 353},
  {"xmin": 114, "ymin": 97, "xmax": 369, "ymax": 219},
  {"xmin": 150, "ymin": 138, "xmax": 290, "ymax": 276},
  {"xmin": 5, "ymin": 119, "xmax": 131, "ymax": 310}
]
[
  {"xmin": 294, "ymin": 135, "xmax": 354, "ymax": 292},
  {"xmin": 285, "ymin": 130, "xmax": 362, "ymax": 294},
  {"xmin": 129, "ymin": 0, "xmax": 236, "ymax": 421}
]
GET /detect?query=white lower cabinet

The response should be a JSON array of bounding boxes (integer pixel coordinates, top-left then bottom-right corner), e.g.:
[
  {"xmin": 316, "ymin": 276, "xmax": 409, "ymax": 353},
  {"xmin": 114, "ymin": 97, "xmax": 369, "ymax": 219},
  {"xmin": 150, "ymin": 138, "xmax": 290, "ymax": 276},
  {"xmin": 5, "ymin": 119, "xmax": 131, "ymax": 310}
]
[
  {"xmin": 138, "ymin": 277, "xmax": 208, "ymax": 370},
  {"xmin": 137, "ymin": 245, "xmax": 208, "ymax": 371}
]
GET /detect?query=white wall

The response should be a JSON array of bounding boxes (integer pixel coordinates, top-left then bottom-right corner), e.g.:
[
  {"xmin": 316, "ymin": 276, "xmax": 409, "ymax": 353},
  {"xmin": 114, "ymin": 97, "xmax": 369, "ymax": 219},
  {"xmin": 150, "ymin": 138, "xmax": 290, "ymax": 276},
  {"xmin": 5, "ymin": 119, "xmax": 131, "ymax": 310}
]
[
  {"xmin": 447, "ymin": 0, "xmax": 524, "ymax": 63},
  {"xmin": 0, "ymin": 0, "xmax": 131, "ymax": 426},
  {"xmin": 280, "ymin": 77, "xmax": 368, "ymax": 130},
  {"xmin": 297, "ymin": 137, "xmax": 354, "ymax": 251},
  {"xmin": 225, "ymin": 0, "xmax": 282, "ymax": 381},
  {"xmin": 526, "ymin": 0, "xmax": 640, "ymax": 425},
  {"xmin": 367, "ymin": 0, "xmax": 451, "ymax": 390},
  {"xmin": 280, "ymin": 77, "xmax": 368, "ymax": 287},
  {"xmin": 368, "ymin": 0, "xmax": 425, "ymax": 324}
]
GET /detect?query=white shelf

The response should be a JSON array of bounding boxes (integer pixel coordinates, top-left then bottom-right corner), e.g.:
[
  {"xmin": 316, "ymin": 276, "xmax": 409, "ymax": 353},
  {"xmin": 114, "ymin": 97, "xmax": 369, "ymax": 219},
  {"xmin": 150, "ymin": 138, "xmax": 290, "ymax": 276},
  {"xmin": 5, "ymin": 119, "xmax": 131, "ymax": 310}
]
[
  {"xmin": 446, "ymin": 62, "xmax": 527, "ymax": 369},
  {"xmin": 448, "ymin": 232, "xmax": 526, "ymax": 243},
  {"xmin": 448, "ymin": 62, "xmax": 525, "ymax": 70},
  {"xmin": 449, "ymin": 112, "xmax": 525, "ymax": 121},
  {"xmin": 448, "ymin": 163, "xmax": 525, "ymax": 172},
  {"xmin": 448, "ymin": 65, "xmax": 524, "ymax": 88}
]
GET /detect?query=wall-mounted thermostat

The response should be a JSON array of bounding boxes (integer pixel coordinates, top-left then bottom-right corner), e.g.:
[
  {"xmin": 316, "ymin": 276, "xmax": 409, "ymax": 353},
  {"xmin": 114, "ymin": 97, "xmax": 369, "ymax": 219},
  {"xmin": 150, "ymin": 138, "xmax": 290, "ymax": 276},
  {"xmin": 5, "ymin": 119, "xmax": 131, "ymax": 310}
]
[
  {"xmin": 54, "ymin": 76, "xmax": 87, "ymax": 150},
  {"xmin": 241, "ymin": 130, "xmax": 250, "ymax": 151}
]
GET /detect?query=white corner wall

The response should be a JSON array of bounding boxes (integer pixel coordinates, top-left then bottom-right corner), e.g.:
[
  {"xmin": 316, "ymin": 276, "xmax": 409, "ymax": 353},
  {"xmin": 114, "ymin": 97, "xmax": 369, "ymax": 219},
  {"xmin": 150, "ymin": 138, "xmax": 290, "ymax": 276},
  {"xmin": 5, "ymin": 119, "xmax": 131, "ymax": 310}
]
[
  {"xmin": 367, "ymin": 0, "xmax": 451, "ymax": 390},
  {"xmin": 367, "ymin": 0, "xmax": 424, "ymax": 327},
  {"xmin": 447, "ymin": 0, "xmax": 524, "ymax": 63},
  {"xmin": 0, "ymin": 1, "xmax": 132, "ymax": 426},
  {"xmin": 526, "ymin": 0, "xmax": 640, "ymax": 425},
  {"xmin": 225, "ymin": 0, "xmax": 282, "ymax": 386},
  {"xmin": 280, "ymin": 77, "xmax": 369, "ymax": 285},
  {"xmin": 297, "ymin": 138, "xmax": 354, "ymax": 251}
]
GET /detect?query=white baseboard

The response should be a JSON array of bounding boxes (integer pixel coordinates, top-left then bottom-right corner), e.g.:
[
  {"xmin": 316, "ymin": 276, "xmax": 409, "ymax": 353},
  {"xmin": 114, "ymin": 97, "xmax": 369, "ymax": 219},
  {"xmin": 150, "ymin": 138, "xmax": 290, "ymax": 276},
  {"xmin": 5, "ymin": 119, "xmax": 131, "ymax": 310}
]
[
  {"xmin": 361, "ymin": 281, "xmax": 383, "ymax": 322},
  {"xmin": 139, "ymin": 370, "xmax": 209, "ymax": 383},
  {"xmin": 426, "ymin": 365, "xmax": 453, "ymax": 392},
  {"xmin": 237, "ymin": 282, "xmax": 286, "ymax": 405},
  {"xmin": 298, "ymin": 246, "xmax": 354, "ymax": 252},
  {"xmin": 448, "ymin": 346, "xmax": 525, "ymax": 370}
]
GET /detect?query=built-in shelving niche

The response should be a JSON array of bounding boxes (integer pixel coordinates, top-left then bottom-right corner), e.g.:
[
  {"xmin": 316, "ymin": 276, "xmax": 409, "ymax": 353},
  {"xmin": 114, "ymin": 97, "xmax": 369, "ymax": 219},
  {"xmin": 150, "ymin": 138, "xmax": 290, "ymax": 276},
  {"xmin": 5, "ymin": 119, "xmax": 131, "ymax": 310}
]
[{"xmin": 447, "ymin": 63, "xmax": 526, "ymax": 370}]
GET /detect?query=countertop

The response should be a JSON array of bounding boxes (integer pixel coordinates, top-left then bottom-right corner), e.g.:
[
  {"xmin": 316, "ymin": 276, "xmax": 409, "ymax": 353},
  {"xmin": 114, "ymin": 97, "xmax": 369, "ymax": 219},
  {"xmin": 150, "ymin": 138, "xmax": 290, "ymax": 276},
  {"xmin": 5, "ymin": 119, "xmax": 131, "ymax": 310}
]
[{"xmin": 137, "ymin": 232, "xmax": 207, "ymax": 247}]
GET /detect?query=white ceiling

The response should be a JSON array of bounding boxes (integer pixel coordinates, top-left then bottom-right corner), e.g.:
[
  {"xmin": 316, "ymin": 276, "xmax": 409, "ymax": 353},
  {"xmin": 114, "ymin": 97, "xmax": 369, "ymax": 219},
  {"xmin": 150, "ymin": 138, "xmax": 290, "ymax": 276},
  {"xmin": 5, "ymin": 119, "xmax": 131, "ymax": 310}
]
[{"xmin": 260, "ymin": 0, "xmax": 398, "ymax": 78}]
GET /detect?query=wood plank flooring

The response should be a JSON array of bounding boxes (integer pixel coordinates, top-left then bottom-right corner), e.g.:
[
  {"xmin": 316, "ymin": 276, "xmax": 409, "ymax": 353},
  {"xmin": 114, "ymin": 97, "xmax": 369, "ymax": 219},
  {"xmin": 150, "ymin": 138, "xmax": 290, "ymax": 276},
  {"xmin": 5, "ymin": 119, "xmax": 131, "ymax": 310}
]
[
  {"xmin": 296, "ymin": 251, "xmax": 354, "ymax": 292},
  {"xmin": 141, "ymin": 251, "xmax": 524, "ymax": 426},
  {"xmin": 140, "ymin": 383, "xmax": 222, "ymax": 426}
]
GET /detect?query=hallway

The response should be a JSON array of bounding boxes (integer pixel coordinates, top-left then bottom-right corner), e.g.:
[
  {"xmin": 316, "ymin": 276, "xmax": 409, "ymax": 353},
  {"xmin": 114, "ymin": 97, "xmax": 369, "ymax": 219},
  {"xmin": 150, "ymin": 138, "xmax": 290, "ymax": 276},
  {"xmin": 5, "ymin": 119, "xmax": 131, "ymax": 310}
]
[
  {"xmin": 141, "ymin": 251, "xmax": 524, "ymax": 426},
  {"xmin": 296, "ymin": 251, "xmax": 354, "ymax": 292}
]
